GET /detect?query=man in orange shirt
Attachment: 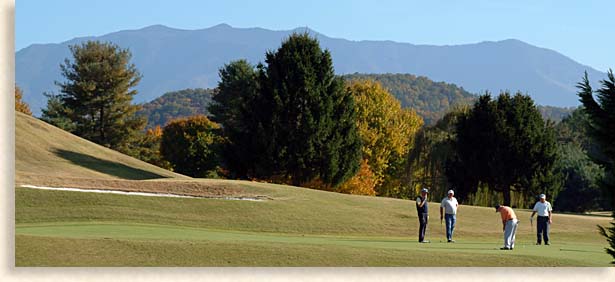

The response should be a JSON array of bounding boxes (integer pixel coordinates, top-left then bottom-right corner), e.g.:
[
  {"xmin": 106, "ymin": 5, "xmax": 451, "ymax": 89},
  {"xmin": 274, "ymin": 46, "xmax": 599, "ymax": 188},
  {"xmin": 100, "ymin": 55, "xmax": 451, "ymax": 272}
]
[{"xmin": 495, "ymin": 204, "xmax": 518, "ymax": 250}]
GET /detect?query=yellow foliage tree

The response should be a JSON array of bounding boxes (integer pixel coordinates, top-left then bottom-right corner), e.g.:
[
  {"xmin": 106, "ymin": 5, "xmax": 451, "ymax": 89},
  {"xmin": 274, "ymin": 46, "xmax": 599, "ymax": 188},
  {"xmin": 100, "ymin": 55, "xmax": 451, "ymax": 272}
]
[
  {"xmin": 345, "ymin": 80, "xmax": 423, "ymax": 196},
  {"xmin": 15, "ymin": 85, "xmax": 32, "ymax": 115}
]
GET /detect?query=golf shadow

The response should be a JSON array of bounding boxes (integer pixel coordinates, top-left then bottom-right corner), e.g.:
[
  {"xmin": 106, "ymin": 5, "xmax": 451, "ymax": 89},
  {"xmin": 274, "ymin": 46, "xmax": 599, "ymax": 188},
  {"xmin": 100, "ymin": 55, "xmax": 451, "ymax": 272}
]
[
  {"xmin": 53, "ymin": 149, "xmax": 169, "ymax": 180},
  {"xmin": 340, "ymin": 239, "xmax": 410, "ymax": 243},
  {"xmin": 338, "ymin": 239, "xmax": 501, "ymax": 251}
]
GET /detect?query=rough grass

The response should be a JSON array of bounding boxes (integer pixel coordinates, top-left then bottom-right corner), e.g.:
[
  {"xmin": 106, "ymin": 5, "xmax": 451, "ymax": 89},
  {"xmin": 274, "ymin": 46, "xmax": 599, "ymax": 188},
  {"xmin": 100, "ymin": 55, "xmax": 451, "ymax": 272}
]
[{"xmin": 15, "ymin": 112, "xmax": 188, "ymax": 181}]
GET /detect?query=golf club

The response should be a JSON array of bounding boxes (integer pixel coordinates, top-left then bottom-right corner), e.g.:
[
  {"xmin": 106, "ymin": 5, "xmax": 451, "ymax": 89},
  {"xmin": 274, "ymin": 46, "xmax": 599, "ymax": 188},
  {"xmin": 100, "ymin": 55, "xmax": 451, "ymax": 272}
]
[
  {"xmin": 441, "ymin": 218, "xmax": 444, "ymax": 243},
  {"xmin": 530, "ymin": 216, "xmax": 533, "ymax": 232}
]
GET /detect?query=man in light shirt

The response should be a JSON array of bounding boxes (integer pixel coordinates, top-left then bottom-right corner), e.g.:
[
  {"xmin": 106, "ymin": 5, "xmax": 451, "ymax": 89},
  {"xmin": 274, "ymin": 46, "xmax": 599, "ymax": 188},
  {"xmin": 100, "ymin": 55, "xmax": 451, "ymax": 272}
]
[
  {"xmin": 440, "ymin": 189, "xmax": 459, "ymax": 243},
  {"xmin": 530, "ymin": 193, "xmax": 553, "ymax": 245},
  {"xmin": 495, "ymin": 204, "xmax": 518, "ymax": 250}
]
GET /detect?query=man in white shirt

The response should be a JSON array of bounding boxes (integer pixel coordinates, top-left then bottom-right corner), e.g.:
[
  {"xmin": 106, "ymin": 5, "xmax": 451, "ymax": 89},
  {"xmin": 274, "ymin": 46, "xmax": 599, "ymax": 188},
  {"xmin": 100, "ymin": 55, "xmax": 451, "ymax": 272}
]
[
  {"xmin": 440, "ymin": 189, "xmax": 459, "ymax": 243},
  {"xmin": 530, "ymin": 194, "xmax": 553, "ymax": 245}
]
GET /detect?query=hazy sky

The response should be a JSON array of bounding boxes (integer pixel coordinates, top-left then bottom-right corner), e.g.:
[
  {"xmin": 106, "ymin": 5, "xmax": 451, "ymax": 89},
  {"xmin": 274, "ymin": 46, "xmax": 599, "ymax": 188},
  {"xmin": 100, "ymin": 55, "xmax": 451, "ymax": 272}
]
[{"xmin": 15, "ymin": 0, "xmax": 614, "ymax": 72}]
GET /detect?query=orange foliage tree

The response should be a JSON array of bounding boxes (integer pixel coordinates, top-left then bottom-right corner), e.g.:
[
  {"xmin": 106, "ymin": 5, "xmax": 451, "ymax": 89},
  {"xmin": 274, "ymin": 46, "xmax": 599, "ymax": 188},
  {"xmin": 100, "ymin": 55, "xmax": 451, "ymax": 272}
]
[{"xmin": 15, "ymin": 85, "xmax": 32, "ymax": 115}]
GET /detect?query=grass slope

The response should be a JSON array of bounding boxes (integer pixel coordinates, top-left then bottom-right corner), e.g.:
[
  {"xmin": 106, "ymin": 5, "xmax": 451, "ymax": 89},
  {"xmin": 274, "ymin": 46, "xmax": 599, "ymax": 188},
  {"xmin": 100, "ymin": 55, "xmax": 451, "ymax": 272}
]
[
  {"xmin": 15, "ymin": 112, "xmax": 188, "ymax": 181},
  {"xmin": 14, "ymin": 112, "xmax": 613, "ymax": 266}
]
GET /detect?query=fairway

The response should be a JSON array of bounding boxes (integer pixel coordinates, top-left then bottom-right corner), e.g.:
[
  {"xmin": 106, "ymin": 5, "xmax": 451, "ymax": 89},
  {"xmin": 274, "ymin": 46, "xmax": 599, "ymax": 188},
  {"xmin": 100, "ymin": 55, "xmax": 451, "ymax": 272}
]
[
  {"xmin": 15, "ymin": 222, "xmax": 607, "ymax": 266},
  {"xmin": 14, "ymin": 113, "xmax": 614, "ymax": 266},
  {"xmin": 15, "ymin": 185, "xmax": 613, "ymax": 266}
]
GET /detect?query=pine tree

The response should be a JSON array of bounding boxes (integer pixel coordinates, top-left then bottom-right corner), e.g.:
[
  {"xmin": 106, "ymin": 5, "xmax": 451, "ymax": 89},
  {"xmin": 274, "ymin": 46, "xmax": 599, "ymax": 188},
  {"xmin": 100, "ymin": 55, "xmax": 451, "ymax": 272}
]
[
  {"xmin": 577, "ymin": 70, "xmax": 615, "ymax": 263},
  {"xmin": 208, "ymin": 60, "xmax": 261, "ymax": 179},
  {"xmin": 212, "ymin": 33, "xmax": 362, "ymax": 188},
  {"xmin": 55, "ymin": 40, "xmax": 145, "ymax": 152},
  {"xmin": 41, "ymin": 92, "xmax": 76, "ymax": 132},
  {"xmin": 260, "ymin": 33, "xmax": 361, "ymax": 187},
  {"xmin": 448, "ymin": 92, "xmax": 560, "ymax": 206}
]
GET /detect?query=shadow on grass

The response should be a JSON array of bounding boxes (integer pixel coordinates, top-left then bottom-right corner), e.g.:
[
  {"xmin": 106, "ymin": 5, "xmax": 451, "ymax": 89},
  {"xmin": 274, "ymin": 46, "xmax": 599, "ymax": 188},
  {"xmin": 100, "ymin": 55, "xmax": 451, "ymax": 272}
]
[{"xmin": 53, "ymin": 149, "xmax": 169, "ymax": 180}]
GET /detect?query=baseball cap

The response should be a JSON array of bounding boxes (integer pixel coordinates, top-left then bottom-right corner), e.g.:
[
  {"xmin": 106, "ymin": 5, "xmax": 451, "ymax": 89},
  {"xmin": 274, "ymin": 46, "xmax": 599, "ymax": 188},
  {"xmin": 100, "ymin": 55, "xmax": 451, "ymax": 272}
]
[
  {"xmin": 539, "ymin": 194, "xmax": 546, "ymax": 199},
  {"xmin": 494, "ymin": 204, "xmax": 501, "ymax": 212},
  {"xmin": 421, "ymin": 188, "xmax": 429, "ymax": 193},
  {"xmin": 447, "ymin": 189, "xmax": 454, "ymax": 195}
]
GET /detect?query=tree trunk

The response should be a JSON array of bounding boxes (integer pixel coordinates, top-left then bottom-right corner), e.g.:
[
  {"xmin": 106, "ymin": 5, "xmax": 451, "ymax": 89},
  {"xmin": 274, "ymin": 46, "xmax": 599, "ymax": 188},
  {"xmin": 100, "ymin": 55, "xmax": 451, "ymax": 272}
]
[
  {"xmin": 99, "ymin": 105, "xmax": 105, "ymax": 146},
  {"xmin": 503, "ymin": 184, "xmax": 511, "ymax": 206}
]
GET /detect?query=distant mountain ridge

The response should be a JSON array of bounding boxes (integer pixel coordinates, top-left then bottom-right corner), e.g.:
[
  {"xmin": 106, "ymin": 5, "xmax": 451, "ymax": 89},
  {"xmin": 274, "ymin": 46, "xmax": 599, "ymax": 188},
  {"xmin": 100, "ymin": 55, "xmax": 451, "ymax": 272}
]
[
  {"xmin": 138, "ymin": 77, "xmax": 573, "ymax": 129},
  {"xmin": 16, "ymin": 23, "xmax": 606, "ymax": 115},
  {"xmin": 343, "ymin": 73, "xmax": 476, "ymax": 125}
]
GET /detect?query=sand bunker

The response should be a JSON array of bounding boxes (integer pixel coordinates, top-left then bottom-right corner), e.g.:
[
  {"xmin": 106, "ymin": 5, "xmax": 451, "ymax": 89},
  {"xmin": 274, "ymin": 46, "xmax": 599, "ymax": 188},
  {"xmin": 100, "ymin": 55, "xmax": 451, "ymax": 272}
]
[{"xmin": 20, "ymin": 184, "xmax": 267, "ymax": 201}]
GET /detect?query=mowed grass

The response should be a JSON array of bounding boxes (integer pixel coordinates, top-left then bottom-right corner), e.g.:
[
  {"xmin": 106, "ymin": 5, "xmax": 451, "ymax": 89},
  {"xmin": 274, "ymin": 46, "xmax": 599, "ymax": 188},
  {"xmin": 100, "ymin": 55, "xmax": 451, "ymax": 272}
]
[
  {"xmin": 14, "ymin": 112, "xmax": 614, "ymax": 266},
  {"xmin": 15, "ymin": 183, "xmax": 613, "ymax": 266}
]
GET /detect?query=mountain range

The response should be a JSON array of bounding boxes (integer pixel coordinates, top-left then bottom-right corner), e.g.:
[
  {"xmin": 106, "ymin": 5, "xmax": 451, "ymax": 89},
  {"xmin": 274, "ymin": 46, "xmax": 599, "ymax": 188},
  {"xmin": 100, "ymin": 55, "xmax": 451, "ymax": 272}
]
[{"xmin": 16, "ymin": 23, "xmax": 606, "ymax": 115}]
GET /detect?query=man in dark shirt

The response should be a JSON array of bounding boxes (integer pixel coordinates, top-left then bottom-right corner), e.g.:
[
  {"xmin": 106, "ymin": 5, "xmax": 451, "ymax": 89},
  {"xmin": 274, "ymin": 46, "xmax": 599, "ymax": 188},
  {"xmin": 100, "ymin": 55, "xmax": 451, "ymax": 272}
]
[{"xmin": 416, "ymin": 188, "xmax": 430, "ymax": 243}]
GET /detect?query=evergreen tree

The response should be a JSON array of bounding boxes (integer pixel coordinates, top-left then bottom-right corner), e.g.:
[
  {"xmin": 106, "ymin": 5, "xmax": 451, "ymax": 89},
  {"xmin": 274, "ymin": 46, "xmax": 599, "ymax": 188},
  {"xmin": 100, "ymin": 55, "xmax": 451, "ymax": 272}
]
[
  {"xmin": 208, "ymin": 60, "xmax": 261, "ymax": 179},
  {"xmin": 577, "ymin": 70, "xmax": 615, "ymax": 263},
  {"xmin": 41, "ymin": 92, "xmax": 76, "ymax": 132},
  {"xmin": 448, "ymin": 92, "xmax": 560, "ymax": 206},
  {"xmin": 55, "ymin": 40, "xmax": 145, "ymax": 152},
  {"xmin": 260, "ymin": 33, "xmax": 361, "ymax": 187},
  {"xmin": 553, "ymin": 107, "xmax": 609, "ymax": 212},
  {"xmin": 212, "ymin": 34, "xmax": 361, "ymax": 188}
]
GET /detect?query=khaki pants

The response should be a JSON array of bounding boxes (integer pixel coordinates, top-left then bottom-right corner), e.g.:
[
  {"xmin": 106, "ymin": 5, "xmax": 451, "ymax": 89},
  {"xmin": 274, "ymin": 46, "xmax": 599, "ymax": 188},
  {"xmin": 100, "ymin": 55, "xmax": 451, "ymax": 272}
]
[{"xmin": 503, "ymin": 219, "xmax": 518, "ymax": 249}]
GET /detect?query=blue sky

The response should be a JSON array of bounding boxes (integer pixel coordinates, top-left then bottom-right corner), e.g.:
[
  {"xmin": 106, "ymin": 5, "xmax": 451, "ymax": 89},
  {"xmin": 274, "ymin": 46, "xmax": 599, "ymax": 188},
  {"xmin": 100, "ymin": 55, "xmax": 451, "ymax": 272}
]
[{"xmin": 16, "ymin": 0, "xmax": 614, "ymax": 72}]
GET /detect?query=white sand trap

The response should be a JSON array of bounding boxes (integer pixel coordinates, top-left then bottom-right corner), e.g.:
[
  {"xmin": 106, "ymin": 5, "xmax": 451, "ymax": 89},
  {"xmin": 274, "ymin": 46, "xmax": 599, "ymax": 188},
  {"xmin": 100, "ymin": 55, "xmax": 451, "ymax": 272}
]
[{"xmin": 20, "ymin": 185, "xmax": 267, "ymax": 201}]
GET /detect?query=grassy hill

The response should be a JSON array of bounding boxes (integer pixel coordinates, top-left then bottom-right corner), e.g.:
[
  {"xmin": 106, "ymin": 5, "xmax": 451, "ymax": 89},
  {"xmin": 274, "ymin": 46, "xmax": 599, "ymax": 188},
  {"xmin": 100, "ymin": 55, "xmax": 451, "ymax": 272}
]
[
  {"xmin": 14, "ymin": 112, "xmax": 613, "ymax": 266},
  {"xmin": 15, "ymin": 112, "xmax": 189, "ymax": 184}
]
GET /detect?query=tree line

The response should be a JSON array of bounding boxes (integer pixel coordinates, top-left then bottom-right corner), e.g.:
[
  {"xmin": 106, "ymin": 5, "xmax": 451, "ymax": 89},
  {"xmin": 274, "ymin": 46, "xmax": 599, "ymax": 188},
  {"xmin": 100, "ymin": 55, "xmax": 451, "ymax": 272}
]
[{"xmin": 26, "ymin": 37, "xmax": 612, "ymax": 212}]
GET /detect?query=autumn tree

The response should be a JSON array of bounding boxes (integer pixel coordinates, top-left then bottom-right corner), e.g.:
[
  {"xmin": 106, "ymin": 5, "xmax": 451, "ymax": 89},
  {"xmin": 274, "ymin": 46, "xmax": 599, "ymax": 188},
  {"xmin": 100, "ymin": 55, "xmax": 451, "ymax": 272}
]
[
  {"xmin": 128, "ymin": 125, "xmax": 171, "ymax": 169},
  {"xmin": 345, "ymin": 79, "xmax": 423, "ymax": 196},
  {"xmin": 578, "ymin": 70, "xmax": 615, "ymax": 263},
  {"xmin": 54, "ymin": 40, "xmax": 145, "ymax": 152},
  {"xmin": 160, "ymin": 115, "xmax": 223, "ymax": 177},
  {"xmin": 15, "ymin": 85, "xmax": 32, "ymax": 115},
  {"xmin": 337, "ymin": 160, "xmax": 377, "ymax": 196}
]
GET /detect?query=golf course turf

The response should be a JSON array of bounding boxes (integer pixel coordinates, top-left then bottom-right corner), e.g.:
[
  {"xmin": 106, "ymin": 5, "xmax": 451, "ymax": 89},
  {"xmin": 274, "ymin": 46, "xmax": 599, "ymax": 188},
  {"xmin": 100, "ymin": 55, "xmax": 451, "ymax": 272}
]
[
  {"xmin": 14, "ymin": 112, "xmax": 614, "ymax": 266},
  {"xmin": 15, "ymin": 184, "xmax": 613, "ymax": 266}
]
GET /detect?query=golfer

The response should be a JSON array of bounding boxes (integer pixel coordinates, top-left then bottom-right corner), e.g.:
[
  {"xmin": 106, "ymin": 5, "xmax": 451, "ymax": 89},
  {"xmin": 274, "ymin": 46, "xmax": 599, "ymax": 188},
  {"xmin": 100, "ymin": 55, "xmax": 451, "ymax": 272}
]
[
  {"xmin": 440, "ymin": 189, "xmax": 459, "ymax": 242},
  {"xmin": 530, "ymin": 194, "xmax": 553, "ymax": 245},
  {"xmin": 416, "ymin": 188, "xmax": 430, "ymax": 243},
  {"xmin": 495, "ymin": 204, "xmax": 518, "ymax": 250}
]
